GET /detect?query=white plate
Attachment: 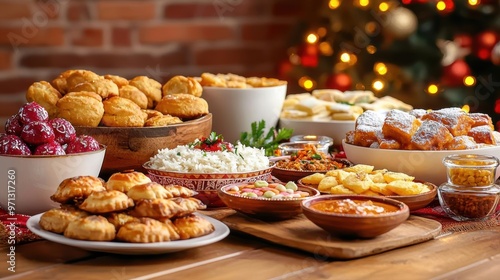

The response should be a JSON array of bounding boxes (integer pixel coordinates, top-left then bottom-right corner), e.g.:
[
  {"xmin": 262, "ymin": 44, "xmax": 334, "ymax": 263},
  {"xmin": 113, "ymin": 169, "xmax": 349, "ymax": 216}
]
[{"xmin": 27, "ymin": 213, "xmax": 230, "ymax": 255}]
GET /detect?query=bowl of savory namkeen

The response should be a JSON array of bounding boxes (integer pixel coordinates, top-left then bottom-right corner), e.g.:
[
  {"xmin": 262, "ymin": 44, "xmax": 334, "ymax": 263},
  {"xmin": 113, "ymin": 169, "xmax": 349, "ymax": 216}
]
[
  {"xmin": 298, "ymin": 164, "xmax": 437, "ymax": 211},
  {"xmin": 143, "ymin": 133, "xmax": 274, "ymax": 208},
  {"xmin": 342, "ymin": 108, "xmax": 500, "ymax": 186},
  {"xmin": 301, "ymin": 194, "xmax": 410, "ymax": 238},
  {"xmin": 218, "ymin": 181, "xmax": 320, "ymax": 220}
]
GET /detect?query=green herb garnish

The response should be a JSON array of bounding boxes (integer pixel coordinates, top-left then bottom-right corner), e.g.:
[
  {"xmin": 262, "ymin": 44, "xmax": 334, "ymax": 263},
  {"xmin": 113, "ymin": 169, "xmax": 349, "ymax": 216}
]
[{"xmin": 239, "ymin": 120, "xmax": 293, "ymax": 156}]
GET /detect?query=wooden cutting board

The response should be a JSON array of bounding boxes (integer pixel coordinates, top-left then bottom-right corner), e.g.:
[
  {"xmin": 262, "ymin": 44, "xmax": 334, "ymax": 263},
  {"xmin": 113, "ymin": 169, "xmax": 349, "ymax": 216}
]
[{"xmin": 202, "ymin": 209, "xmax": 442, "ymax": 259}]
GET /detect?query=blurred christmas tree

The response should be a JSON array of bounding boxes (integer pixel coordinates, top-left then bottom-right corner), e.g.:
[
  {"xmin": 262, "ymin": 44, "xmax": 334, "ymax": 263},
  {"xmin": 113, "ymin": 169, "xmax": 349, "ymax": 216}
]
[{"xmin": 279, "ymin": 0, "xmax": 500, "ymax": 126}]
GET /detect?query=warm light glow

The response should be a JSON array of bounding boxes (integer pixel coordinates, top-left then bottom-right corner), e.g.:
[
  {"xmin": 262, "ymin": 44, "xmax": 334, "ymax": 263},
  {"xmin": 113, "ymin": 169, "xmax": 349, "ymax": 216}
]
[
  {"xmin": 355, "ymin": 83, "xmax": 366, "ymax": 90},
  {"xmin": 319, "ymin": 42, "xmax": 334, "ymax": 56},
  {"xmin": 348, "ymin": 54, "xmax": 358, "ymax": 65},
  {"xmin": 317, "ymin": 27, "xmax": 327, "ymax": 38},
  {"xmin": 306, "ymin": 33, "xmax": 318, "ymax": 44},
  {"xmin": 329, "ymin": 0, "xmax": 341, "ymax": 9},
  {"xmin": 436, "ymin": 1, "xmax": 447, "ymax": 11},
  {"xmin": 462, "ymin": 104, "xmax": 470, "ymax": 113},
  {"xmin": 468, "ymin": 0, "xmax": 479, "ymax": 6},
  {"xmin": 366, "ymin": 45, "xmax": 377, "ymax": 54},
  {"xmin": 372, "ymin": 79, "xmax": 385, "ymax": 91},
  {"xmin": 464, "ymin": 76, "xmax": 476, "ymax": 86},
  {"xmin": 374, "ymin": 62, "xmax": 388, "ymax": 75},
  {"xmin": 340, "ymin": 52, "xmax": 351, "ymax": 63},
  {"xmin": 365, "ymin": 22, "xmax": 379, "ymax": 35},
  {"xmin": 289, "ymin": 53, "xmax": 301, "ymax": 65},
  {"xmin": 358, "ymin": 0, "xmax": 370, "ymax": 7},
  {"xmin": 379, "ymin": 2, "xmax": 389, "ymax": 12},
  {"xmin": 427, "ymin": 84, "xmax": 439, "ymax": 94},
  {"xmin": 299, "ymin": 76, "xmax": 315, "ymax": 90}
]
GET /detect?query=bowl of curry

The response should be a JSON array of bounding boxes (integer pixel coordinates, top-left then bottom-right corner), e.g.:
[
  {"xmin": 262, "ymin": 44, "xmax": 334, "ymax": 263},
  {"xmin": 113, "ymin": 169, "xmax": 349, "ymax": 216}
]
[{"xmin": 301, "ymin": 195, "xmax": 409, "ymax": 238}]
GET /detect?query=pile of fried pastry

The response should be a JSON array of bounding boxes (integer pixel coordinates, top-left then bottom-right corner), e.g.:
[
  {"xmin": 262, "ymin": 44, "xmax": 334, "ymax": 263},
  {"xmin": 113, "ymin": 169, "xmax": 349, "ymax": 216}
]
[
  {"xmin": 346, "ymin": 107, "xmax": 499, "ymax": 150},
  {"xmin": 280, "ymin": 89, "xmax": 413, "ymax": 121},
  {"xmin": 199, "ymin": 72, "xmax": 286, "ymax": 88},
  {"xmin": 39, "ymin": 170, "xmax": 214, "ymax": 243},
  {"xmin": 26, "ymin": 70, "xmax": 210, "ymax": 127}
]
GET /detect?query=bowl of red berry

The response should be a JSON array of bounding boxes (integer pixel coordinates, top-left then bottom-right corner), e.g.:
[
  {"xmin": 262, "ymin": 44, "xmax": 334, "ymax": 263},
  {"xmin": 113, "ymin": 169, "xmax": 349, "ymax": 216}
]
[
  {"xmin": 143, "ymin": 132, "xmax": 274, "ymax": 207},
  {"xmin": 0, "ymin": 102, "xmax": 106, "ymax": 215}
]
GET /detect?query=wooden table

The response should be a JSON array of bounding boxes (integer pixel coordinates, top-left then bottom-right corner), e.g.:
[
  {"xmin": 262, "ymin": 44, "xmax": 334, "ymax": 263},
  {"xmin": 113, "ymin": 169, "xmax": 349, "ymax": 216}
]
[{"xmin": 1, "ymin": 215, "xmax": 500, "ymax": 280}]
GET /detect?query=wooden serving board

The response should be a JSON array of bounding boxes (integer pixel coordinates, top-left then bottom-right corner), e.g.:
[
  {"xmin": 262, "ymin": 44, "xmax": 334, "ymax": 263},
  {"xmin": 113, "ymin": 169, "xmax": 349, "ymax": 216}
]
[{"xmin": 202, "ymin": 209, "xmax": 442, "ymax": 259}]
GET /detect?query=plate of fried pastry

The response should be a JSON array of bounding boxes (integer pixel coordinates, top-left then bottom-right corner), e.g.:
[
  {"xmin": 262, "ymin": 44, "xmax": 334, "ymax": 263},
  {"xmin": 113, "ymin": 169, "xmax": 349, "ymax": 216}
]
[{"xmin": 26, "ymin": 170, "xmax": 230, "ymax": 255}]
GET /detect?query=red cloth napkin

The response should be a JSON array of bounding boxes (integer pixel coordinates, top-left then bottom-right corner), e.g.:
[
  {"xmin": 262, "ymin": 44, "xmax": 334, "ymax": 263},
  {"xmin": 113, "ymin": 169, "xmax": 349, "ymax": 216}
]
[{"xmin": 0, "ymin": 207, "xmax": 41, "ymax": 245}]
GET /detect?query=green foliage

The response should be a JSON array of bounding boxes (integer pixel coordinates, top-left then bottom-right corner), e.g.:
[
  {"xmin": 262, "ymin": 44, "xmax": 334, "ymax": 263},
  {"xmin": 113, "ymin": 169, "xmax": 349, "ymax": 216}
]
[{"xmin": 240, "ymin": 120, "xmax": 294, "ymax": 156}]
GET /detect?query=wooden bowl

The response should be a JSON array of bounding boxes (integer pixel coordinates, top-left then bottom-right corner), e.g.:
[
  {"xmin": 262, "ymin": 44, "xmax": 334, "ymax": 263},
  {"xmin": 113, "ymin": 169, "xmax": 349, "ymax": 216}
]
[
  {"xmin": 298, "ymin": 180, "xmax": 437, "ymax": 211},
  {"xmin": 75, "ymin": 114, "xmax": 212, "ymax": 177},
  {"xmin": 218, "ymin": 182, "xmax": 320, "ymax": 220},
  {"xmin": 301, "ymin": 195, "xmax": 410, "ymax": 238}
]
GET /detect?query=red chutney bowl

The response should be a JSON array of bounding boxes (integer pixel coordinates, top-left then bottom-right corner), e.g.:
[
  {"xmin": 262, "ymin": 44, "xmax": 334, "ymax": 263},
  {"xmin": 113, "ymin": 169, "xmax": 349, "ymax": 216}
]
[{"xmin": 301, "ymin": 195, "xmax": 410, "ymax": 239}]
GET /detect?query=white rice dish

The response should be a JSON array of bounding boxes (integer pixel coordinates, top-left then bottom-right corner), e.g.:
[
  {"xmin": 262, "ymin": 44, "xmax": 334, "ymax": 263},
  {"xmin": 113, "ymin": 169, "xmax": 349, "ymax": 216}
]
[{"xmin": 148, "ymin": 142, "xmax": 270, "ymax": 173}]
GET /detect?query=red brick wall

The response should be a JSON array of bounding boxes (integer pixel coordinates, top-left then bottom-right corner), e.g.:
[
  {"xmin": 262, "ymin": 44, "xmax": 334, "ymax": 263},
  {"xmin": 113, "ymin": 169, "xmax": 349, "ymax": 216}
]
[{"xmin": 0, "ymin": 0, "xmax": 313, "ymax": 125}]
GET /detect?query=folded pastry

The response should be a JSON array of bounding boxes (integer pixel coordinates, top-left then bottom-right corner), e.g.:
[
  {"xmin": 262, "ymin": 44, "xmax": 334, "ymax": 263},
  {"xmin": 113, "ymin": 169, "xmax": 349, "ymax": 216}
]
[
  {"xmin": 173, "ymin": 214, "xmax": 214, "ymax": 239},
  {"xmin": 101, "ymin": 96, "xmax": 148, "ymax": 127},
  {"xmin": 144, "ymin": 115, "xmax": 182, "ymax": 127},
  {"xmin": 79, "ymin": 190, "xmax": 134, "ymax": 214},
  {"xmin": 163, "ymin": 184, "xmax": 196, "ymax": 198},
  {"xmin": 65, "ymin": 70, "xmax": 101, "ymax": 90},
  {"xmin": 56, "ymin": 91, "xmax": 104, "ymax": 127},
  {"xmin": 162, "ymin": 75, "xmax": 203, "ymax": 97},
  {"xmin": 171, "ymin": 197, "xmax": 207, "ymax": 216},
  {"xmin": 50, "ymin": 175, "xmax": 106, "ymax": 204},
  {"xmin": 155, "ymin": 93, "xmax": 209, "ymax": 120},
  {"xmin": 116, "ymin": 217, "xmax": 180, "ymax": 243},
  {"xmin": 69, "ymin": 78, "xmax": 119, "ymax": 99},
  {"xmin": 105, "ymin": 212, "xmax": 140, "ymax": 230},
  {"xmin": 26, "ymin": 81, "xmax": 62, "ymax": 118},
  {"xmin": 130, "ymin": 198, "xmax": 184, "ymax": 219},
  {"xmin": 127, "ymin": 182, "xmax": 175, "ymax": 201},
  {"xmin": 64, "ymin": 215, "xmax": 116, "ymax": 241},
  {"xmin": 106, "ymin": 170, "xmax": 152, "ymax": 193},
  {"xmin": 103, "ymin": 74, "xmax": 129, "ymax": 88},
  {"xmin": 129, "ymin": 76, "xmax": 162, "ymax": 109},
  {"xmin": 51, "ymin": 69, "xmax": 91, "ymax": 94},
  {"xmin": 119, "ymin": 85, "xmax": 148, "ymax": 109},
  {"xmin": 39, "ymin": 207, "xmax": 89, "ymax": 234}
]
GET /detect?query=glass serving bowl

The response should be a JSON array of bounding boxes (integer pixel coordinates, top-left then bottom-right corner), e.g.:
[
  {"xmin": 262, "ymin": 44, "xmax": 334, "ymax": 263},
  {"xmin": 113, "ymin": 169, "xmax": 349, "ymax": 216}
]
[{"xmin": 438, "ymin": 154, "xmax": 500, "ymax": 221}]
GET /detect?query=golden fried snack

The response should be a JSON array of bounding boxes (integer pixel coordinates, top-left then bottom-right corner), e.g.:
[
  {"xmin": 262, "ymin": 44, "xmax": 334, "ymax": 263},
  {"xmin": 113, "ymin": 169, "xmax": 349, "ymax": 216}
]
[
  {"xmin": 246, "ymin": 76, "xmax": 286, "ymax": 87},
  {"xmin": 171, "ymin": 197, "xmax": 207, "ymax": 216},
  {"xmin": 142, "ymin": 109, "xmax": 163, "ymax": 119},
  {"xmin": 173, "ymin": 214, "xmax": 214, "ymax": 239},
  {"xmin": 116, "ymin": 218, "xmax": 180, "ymax": 243},
  {"xmin": 51, "ymin": 69, "xmax": 86, "ymax": 94},
  {"xmin": 50, "ymin": 175, "xmax": 106, "ymax": 204},
  {"xmin": 106, "ymin": 212, "xmax": 140, "ymax": 230},
  {"xmin": 445, "ymin": 135, "xmax": 478, "ymax": 150},
  {"xmin": 468, "ymin": 125, "xmax": 496, "ymax": 145},
  {"xmin": 101, "ymin": 96, "xmax": 148, "ymax": 127},
  {"xmin": 163, "ymin": 184, "xmax": 197, "ymax": 197},
  {"xmin": 104, "ymin": 74, "xmax": 129, "ymax": 88},
  {"xmin": 129, "ymin": 76, "xmax": 162, "ymax": 108},
  {"xmin": 78, "ymin": 190, "xmax": 134, "ymax": 214},
  {"xmin": 199, "ymin": 72, "xmax": 227, "ymax": 87},
  {"xmin": 410, "ymin": 120, "xmax": 453, "ymax": 150},
  {"xmin": 421, "ymin": 108, "xmax": 474, "ymax": 136},
  {"xmin": 64, "ymin": 215, "xmax": 116, "ymax": 241},
  {"xmin": 65, "ymin": 70, "xmax": 101, "ymax": 90},
  {"xmin": 144, "ymin": 115, "xmax": 182, "ymax": 127},
  {"xmin": 56, "ymin": 91, "xmax": 104, "ymax": 127},
  {"xmin": 469, "ymin": 113, "xmax": 494, "ymax": 129},
  {"xmin": 118, "ymin": 85, "xmax": 148, "ymax": 109},
  {"xmin": 155, "ymin": 93, "xmax": 209, "ymax": 120},
  {"xmin": 26, "ymin": 81, "xmax": 62, "ymax": 118},
  {"xmin": 69, "ymin": 78, "xmax": 119, "ymax": 99},
  {"xmin": 127, "ymin": 182, "xmax": 174, "ymax": 201},
  {"xmin": 106, "ymin": 170, "xmax": 152, "ymax": 193},
  {"xmin": 130, "ymin": 198, "xmax": 184, "ymax": 219},
  {"xmin": 39, "ymin": 207, "xmax": 89, "ymax": 234},
  {"xmin": 382, "ymin": 109, "xmax": 420, "ymax": 146},
  {"xmin": 162, "ymin": 75, "xmax": 203, "ymax": 97}
]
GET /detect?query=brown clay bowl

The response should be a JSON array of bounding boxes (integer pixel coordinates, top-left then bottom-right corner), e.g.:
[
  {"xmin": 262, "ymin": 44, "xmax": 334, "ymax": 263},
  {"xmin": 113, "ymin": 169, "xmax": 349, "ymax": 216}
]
[
  {"xmin": 301, "ymin": 195, "xmax": 410, "ymax": 238},
  {"xmin": 298, "ymin": 179, "xmax": 437, "ymax": 211},
  {"xmin": 75, "ymin": 114, "xmax": 212, "ymax": 177},
  {"xmin": 270, "ymin": 157, "xmax": 352, "ymax": 182},
  {"xmin": 218, "ymin": 182, "xmax": 320, "ymax": 220}
]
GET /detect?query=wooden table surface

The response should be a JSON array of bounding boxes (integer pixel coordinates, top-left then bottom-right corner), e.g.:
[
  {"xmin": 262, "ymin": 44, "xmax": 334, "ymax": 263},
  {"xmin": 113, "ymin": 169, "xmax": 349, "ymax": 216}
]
[{"xmin": 1, "ymin": 214, "xmax": 500, "ymax": 280}]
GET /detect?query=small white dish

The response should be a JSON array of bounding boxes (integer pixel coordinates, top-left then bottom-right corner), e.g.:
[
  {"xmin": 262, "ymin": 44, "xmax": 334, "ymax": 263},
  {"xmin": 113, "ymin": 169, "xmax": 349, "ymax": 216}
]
[{"xmin": 27, "ymin": 213, "xmax": 230, "ymax": 255}]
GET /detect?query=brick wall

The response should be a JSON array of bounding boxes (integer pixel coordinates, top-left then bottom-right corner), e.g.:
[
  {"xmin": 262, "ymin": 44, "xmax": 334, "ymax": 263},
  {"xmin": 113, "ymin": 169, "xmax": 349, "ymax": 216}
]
[{"xmin": 0, "ymin": 0, "xmax": 314, "ymax": 126}]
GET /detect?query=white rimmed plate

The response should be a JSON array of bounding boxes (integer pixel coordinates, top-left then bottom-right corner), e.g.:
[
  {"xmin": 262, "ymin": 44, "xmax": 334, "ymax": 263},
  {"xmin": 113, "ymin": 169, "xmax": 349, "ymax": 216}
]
[{"xmin": 27, "ymin": 213, "xmax": 230, "ymax": 255}]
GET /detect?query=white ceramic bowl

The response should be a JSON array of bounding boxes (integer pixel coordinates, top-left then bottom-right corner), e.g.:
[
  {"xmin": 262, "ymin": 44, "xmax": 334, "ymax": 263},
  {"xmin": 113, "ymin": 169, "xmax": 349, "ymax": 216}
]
[
  {"xmin": 342, "ymin": 140, "xmax": 500, "ymax": 186},
  {"xmin": 0, "ymin": 146, "xmax": 106, "ymax": 215},
  {"xmin": 202, "ymin": 85, "xmax": 287, "ymax": 143},
  {"xmin": 279, "ymin": 118, "xmax": 355, "ymax": 147}
]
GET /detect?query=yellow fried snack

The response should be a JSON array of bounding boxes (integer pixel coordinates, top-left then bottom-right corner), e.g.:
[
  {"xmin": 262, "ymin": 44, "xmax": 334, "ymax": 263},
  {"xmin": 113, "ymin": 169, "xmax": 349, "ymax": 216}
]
[
  {"xmin": 360, "ymin": 189, "xmax": 381, "ymax": 196},
  {"xmin": 367, "ymin": 172, "xmax": 386, "ymax": 183},
  {"xmin": 325, "ymin": 169, "xmax": 351, "ymax": 182},
  {"xmin": 300, "ymin": 173, "xmax": 326, "ymax": 185},
  {"xmin": 26, "ymin": 81, "xmax": 62, "ymax": 118},
  {"xmin": 342, "ymin": 173, "xmax": 372, "ymax": 194},
  {"xmin": 129, "ymin": 76, "xmax": 162, "ymax": 109},
  {"xmin": 383, "ymin": 172, "xmax": 415, "ymax": 183},
  {"xmin": 317, "ymin": 176, "xmax": 339, "ymax": 192},
  {"xmin": 369, "ymin": 183, "xmax": 396, "ymax": 196},
  {"xmin": 162, "ymin": 75, "xmax": 203, "ymax": 97},
  {"xmin": 343, "ymin": 164, "xmax": 375, "ymax": 173},
  {"xmin": 386, "ymin": 180, "xmax": 427, "ymax": 196},
  {"xmin": 329, "ymin": 185, "xmax": 354, "ymax": 194}
]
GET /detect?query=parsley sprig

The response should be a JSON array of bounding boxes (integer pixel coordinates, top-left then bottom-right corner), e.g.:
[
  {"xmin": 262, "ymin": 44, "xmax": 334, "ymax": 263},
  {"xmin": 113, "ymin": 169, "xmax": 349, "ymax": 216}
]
[{"xmin": 239, "ymin": 120, "xmax": 293, "ymax": 156}]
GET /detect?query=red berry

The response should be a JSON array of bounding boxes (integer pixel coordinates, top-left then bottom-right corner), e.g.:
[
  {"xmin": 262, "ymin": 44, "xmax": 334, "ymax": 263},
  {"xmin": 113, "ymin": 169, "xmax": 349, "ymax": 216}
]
[
  {"xmin": 18, "ymin": 102, "xmax": 49, "ymax": 125},
  {"xmin": 49, "ymin": 118, "xmax": 76, "ymax": 144},
  {"xmin": 34, "ymin": 141, "xmax": 66, "ymax": 155},
  {"xmin": 5, "ymin": 114, "xmax": 22, "ymax": 136},
  {"xmin": 0, "ymin": 134, "xmax": 31, "ymax": 155},
  {"xmin": 20, "ymin": 121, "xmax": 55, "ymax": 145},
  {"xmin": 66, "ymin": 135, "xmax": 100, "ymax": 154}
]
